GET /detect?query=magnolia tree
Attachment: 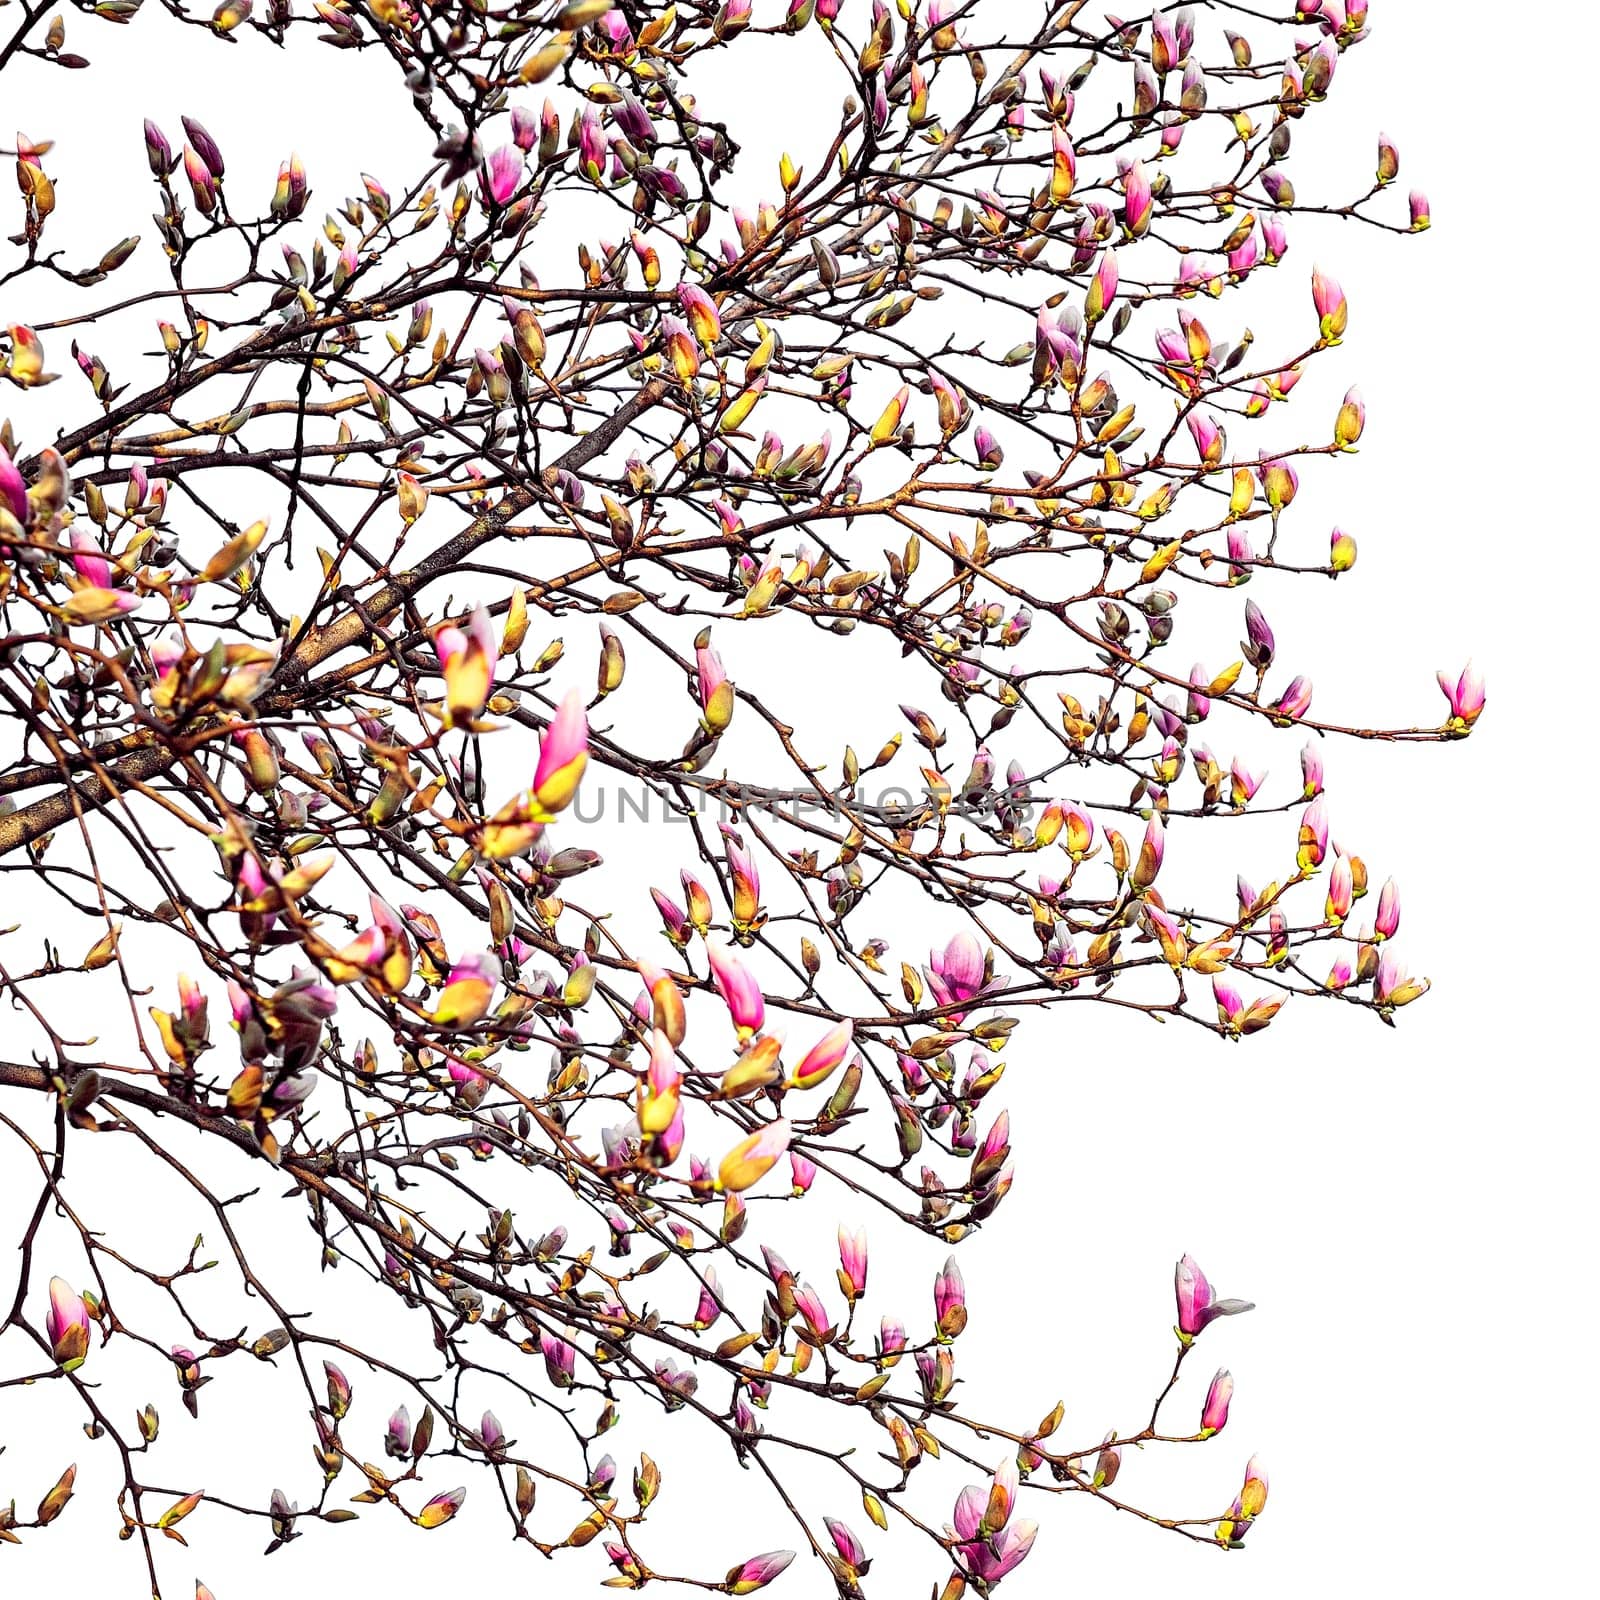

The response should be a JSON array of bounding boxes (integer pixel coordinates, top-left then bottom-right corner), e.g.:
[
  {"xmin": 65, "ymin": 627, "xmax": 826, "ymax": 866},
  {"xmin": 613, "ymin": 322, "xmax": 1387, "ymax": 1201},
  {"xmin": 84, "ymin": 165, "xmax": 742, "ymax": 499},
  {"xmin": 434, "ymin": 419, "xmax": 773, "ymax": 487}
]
[{"xmin": 0, "ymin": 0, "xmax": 1479, "ymax": 1593}]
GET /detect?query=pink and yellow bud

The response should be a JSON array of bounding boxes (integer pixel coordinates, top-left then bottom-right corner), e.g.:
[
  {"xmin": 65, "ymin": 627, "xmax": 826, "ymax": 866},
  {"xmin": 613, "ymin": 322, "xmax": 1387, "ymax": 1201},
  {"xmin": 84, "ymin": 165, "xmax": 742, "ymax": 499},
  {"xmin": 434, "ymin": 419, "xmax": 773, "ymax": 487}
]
[
  {"xmin": 708, "ymin": 940, "xmax": 766, "ymax": 1038},
  {"xmin": 1330, "ymin": 526, "xmax": 1358, "ymax": 572},
  {"xmin": 1201, "ymin": 1369, "xmax": 1233, "ymax": 1436},
  {"xmin": 1130, "ymin": 815, "xmax": 1165, "ymax": 891},
  {"xmin": 837, "ymin": 1226, "xmax": 869, "ymax": 1301},
  {"xmin": 1122, "ymin": 159, "xmax": 1153, "ymax": 237},
  {"xmin": 1273, "ymin": 674, "xmax": 1314, "ymax": 726},
  {"xmin": 432, "ymin": 606, "xmax": 497, "ymax": 728},
  {"xmin": 1174, "ymin": 1254, "xmax": 1254, "ymax": 1341},
  {"xmin": 1311, "ymin": 265, "xmax": 1348, "ymax": 342},
  {"xmin": 934, "ymin": 1255, "xmax": 967, "ymax": 1341},
  {"xmin": 1086, "ymin": 250, "xmax": 1119, "ymax": 323},
  {"xmin": 1297, "ymin": 795, "xmax": 1330, "ymax": 870},
  {"xmin": 790, "ymin": 1020, "xmax": 852, "ymax": 1091},
  {"xmin": 1257, "ymin": 457, "xmax": 1299, "ymax": 515},
  {"xmin": 46, "ymin": 1276, "xmax": 91, "ymax": 1370},
  {"xmin": 727, "ymin": 1551, "xmax": 795, "ymax": 1594},
  {"xmin": 677, "ymin": 281, "xmax": 722, "ymax": 347},
  {"xmin": 1334, "ymin": 386, "xmax": 1365, "ymax": 448},
  {"xmin": 1325, "ymin": 855, "xmax": 1353, "ymax": 924},
  {"xmin": 533, "ymin": 689, "xmax": 588, "ymax": 812},
  {"xmin": 415, "ymin": 1485, "xmax": 465, "ymax": 1529},
  {"xmin": 1436, "ymin": 662, "xmax": 1485, "ymax": 733},
  {"xmin": 1374, "ymin": 952, "xmax": 1429, "ymax": 1010},
  {"xmin": 660, "ymin": 314, "xmax": 700, "ymax": 384},
  {"xmin": 1374, "ymin": 877, "xmax": 1401, "ymax": 940},
  {"xmin": 717, "ymin": 1119, "xmax": 791, "ymax": 1193},
  {"xmin": 431, "ymin": 952, "xmax": 498, "ymax": 1029},
  {"xmin": 1049, "ymin": 125, "xmax": 1077, "ymax": 204}
]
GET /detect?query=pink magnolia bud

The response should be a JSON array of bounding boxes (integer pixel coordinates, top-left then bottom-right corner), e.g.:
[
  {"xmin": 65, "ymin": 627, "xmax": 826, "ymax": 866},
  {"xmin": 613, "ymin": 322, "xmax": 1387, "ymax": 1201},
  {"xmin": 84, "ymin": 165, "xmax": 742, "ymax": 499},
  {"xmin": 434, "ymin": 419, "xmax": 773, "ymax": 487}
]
[
  {"xmin": 533, "ymin": 689, "xmax": 588, "ymax": 812},
  {"xmin": 727, "ymin": 1551, "xmax": 795, "ymax": 1593},
  {"xmin": 790, "ymin": 1019, "xmax": 852, "ymax": 1090},
  {"xmin": 323, "ymin": 1360, "xmax": 352, "ymax": 1419},
  {"xmin": 1122, "ymin": 159, "xmax": 1153, "ymax": 237},
  {"xmin": 706, "ymin": 940, "xmax": 765, "ymax": 1038},
  {"xmin": 1436, "ymin": 662, "xmax": 1485, "ymax": 732},
  {"xmin": 479, "ymin": 144, "xmax": 522, "ymax": 208},
  {"xmin": 385, "ymin": 1404, "xmax": 412, "ymax": 1458},
  {"xmin": 46, "ymin": 1276, "xmax": 91, "ymax": 1370},
  {"xmin": 1374, "ymin": 877, "xmax": 1401, "ymax": 940},
  {"xmin": 1326, "ymin": 855, "xmax": 1353, "ymax": 923},
  {"xmin": 1086, "ymin": 249, "xmax": 1119, "ymax": 322},
  {"xmin": 1201, "ymin": 1369, "xmax": 1233, "ymax": 1436},
  {"xmin": 183, "ymin": 144, "xmax": 219, "ymax": 216},
  {"xmin": 416, "ymin": 1485, "xmax": 465, "ymax": 1529},
  {"xmin": 935, "ymin": 1255, "xmax": 967, "ymax": 1341},
  {"xmin": 837, "ymin": 1226, "xmax": 868, "ymax": 1300},
  {"xmin": 540, "ymin": 1332, "xmax": 576, "ymax": 1388},
  {"xmin": 1174, "ymin": 1254, "xmax": 1254, "ymax": 1341},
  {"xmin": 1050, "ymin": 123, "xmax": 1077, "ymax": 203},
  {"xmin": 677, "ymin": 281, "xmax": 722, "ymax": 346},
  {"xmin": 1257, "ymin": 457, "xmax": 1299, "ymax": 514},
  {"xmin": 1374, "ymin": 952, "xmax": 1429, "ymax": 1010},
  {"xmin": 826, "ymin": 1516, "xmax": 867, "ymax": 1572},
  {"xmin": 717, "ymin": 1119, "xmax": 791, "ymax": 1194},
  {"xmin": 1130, "ymin": 814, "xmax": 1165, "ymax": 891},
  {"xmin": 1272, "ymin": 674, "xmax": 1314, "ymax": 725},
  {"xmin": 1298, "ymin": 795, "xmax": 1330, "ymax": 870},
  {"xmin": 1187, "ymin": 408, "xmax": 1225, "ymax": 466},
  {"xmin": 789, "ymin": 1152, "xmax": 817, "ymax": 1194},
  {"xmin": 1409, "ymin": 190, "xmax": 1431, "ymax": 230},
  {"xmin": 1330, "ymin": 526, "xmax": 1358, "ymax": 572},
  {"xmin": 1334, "ymin": 385, "xmax": 1365, "ymax": 447},
  {"xmin": 1311, "ymin": 264, "xmax": 1348, "ymax": 341}
]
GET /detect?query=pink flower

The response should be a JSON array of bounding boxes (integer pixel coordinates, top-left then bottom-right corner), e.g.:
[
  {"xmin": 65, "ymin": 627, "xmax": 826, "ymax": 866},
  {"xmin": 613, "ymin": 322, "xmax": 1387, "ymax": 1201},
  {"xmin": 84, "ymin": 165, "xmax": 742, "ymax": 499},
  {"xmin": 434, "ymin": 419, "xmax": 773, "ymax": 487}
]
[
  {"xmin": 540, "ymin": 1332, "xmax": 576, "ymax": 1387},
  {"xmin": 934, "ymin": 1255, "xmax": 967, "ymax": 1340},
  {"xmin": 1201, "ymin": 1368, "xmax": 1234, "ymax": 1435},
  {"xmin": 1301, "ymin": 741, "xmax": 1325, "ymax": 798},
  {"xmin": 385, "ymin": 1404, "xmax": 412, "ymax": 1458},
  {"xmin": 46, "ymin": 1276, "xmax": 91, "ymax": 1370},
  {"xmin": 1174, "ymin": 1254, "xmax": 1254, "ymax": 1341},
  {"xmin": 837, "ymin": 1226, "xmax": 868, "ymax": 1300},
  {"xmin": 727, "ymin": 1551, "xmax": 794, "ymax": 1593},
  {"xmin": 1326, "ymin": 855, "xmax": 1354, "ymax": 922},
  {"xmin": 950, "ymin": 1458, "xmax": 1037, "ymax": 1585},
  {"xmin": 1086, "ymin": 249, "xmax": 1119, "ymax": 322},
  {"xmin": 677, "ymin": 281, "xmax": 721, "ymax": 346},
  {"xmin": 1122, "ymin": 158, "xmax": 1153, "ymax": 237},
  {"xmin": 826, "ymin": 1516, "xmax": 867, "ymax": 1572},
  {"xmin": 790, "ymin": 1020, "xmax": 852, "ymax": 1090},
  {"xmin": 1273, "ymin": 674, "xmax": 1314, "ymax": 724},
  {"xmin": 533, "ymin": 689, "xmax": 588, "ymax": 812},
  {"xmin": 1375, "ymin": 952, "xmax": 1429, "ymax": 1009},
  {"xmin": 479, "ymin": 144, "xmax": 522, "ymax": 207},
  {"xmin": 0, "ymin": 444, "xmax": 27, "ymax": 524},
  {"xmin": 706, "ymin": 940, "xmax": 765, "ymax": 1037},
  {"xmin": 1298, "ymin": 795, "xmax": 1330, "ymax": 869},
  {"xmin": 1437, "ymin": 662, "xmax": 1485, "ymax": 732},
  {"xmin": 1312, "ymin": 264, "xmax": 1348, "ymax": 341},
  {"xmin": 1374, "ymin": 878, "xmax": 1401, "ymax": 940},
  {"xmin": 926, "ymin": 931, "xmax": 996, "ymax": 1018}
]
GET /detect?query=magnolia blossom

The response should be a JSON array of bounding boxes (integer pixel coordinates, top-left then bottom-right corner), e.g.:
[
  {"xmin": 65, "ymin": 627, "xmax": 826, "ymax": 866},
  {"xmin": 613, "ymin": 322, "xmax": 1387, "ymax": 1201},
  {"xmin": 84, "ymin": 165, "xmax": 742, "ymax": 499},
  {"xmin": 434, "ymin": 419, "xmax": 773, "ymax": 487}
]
[
  {"xmin": 1174, "ymin": 1254, "xmax": 1255, "ymax": 1340},
  {"xmin": 950, "ymin": 1458, "xmax": 1038, "ymax": 1586}
]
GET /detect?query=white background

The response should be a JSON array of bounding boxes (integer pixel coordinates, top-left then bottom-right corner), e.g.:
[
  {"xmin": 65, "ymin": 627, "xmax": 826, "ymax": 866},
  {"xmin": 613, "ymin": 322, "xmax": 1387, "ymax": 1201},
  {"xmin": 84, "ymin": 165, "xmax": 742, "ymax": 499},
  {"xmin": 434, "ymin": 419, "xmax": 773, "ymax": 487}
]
[{"xmin": 0, "ymin": 3, "xmax": 1593, "ymax": 1597}]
